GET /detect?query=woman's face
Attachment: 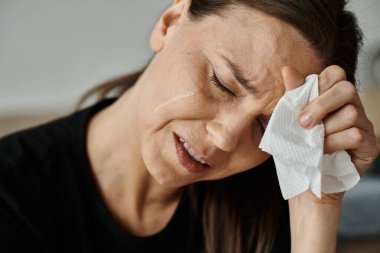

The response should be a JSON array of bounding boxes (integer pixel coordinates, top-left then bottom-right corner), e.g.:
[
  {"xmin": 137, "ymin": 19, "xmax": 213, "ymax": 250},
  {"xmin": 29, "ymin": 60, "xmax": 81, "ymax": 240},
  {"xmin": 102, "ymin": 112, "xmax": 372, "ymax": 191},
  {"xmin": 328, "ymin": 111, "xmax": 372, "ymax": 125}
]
[{"xmin": 134, "ymin": 3, "xmax": 323, "ymax": 187}]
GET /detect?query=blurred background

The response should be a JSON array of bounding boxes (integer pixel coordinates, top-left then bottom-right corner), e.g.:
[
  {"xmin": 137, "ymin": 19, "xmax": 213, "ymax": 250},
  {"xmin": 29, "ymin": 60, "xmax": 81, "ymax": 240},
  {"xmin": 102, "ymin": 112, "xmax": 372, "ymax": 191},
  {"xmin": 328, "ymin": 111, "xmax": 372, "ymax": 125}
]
[{"xmin": 0, "ymin": 1, "xmax": 379, "ymax": 252}]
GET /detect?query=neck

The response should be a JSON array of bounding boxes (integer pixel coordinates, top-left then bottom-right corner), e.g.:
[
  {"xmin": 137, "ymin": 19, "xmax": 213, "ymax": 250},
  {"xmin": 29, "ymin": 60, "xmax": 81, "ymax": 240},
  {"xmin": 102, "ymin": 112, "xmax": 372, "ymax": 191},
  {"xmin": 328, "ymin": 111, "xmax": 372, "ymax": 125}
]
[{"xmin": 86, "ymin": 83, "xmax": 183, "ymax": 235}]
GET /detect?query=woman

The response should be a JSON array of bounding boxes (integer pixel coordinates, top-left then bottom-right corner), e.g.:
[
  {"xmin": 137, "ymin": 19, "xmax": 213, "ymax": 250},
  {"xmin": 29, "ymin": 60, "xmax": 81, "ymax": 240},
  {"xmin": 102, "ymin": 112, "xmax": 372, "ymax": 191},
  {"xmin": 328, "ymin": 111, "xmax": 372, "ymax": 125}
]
[{"xmin": 0, "ymin": 0, "xmax": 378, "ymax": 252}]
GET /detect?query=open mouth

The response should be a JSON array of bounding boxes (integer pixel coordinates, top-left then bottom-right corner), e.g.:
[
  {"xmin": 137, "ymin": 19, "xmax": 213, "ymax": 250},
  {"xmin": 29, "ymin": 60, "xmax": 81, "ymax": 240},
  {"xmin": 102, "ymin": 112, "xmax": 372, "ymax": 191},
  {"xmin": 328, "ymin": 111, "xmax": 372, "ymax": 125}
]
[{"xmin": 173, "ymin": 133, "xmax": 210, "ymax": 174}]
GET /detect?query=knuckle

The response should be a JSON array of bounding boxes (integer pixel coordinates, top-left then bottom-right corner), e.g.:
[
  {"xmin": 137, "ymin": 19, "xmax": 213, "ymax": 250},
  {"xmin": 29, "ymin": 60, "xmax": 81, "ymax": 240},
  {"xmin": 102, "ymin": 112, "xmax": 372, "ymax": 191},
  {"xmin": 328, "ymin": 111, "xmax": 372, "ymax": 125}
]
[
  {"xmin": 342, "ymin": 81, "xmax": 357, "ymax": 97},
  {"xmin": 349, "ymin": 127, "xmax": 363, "ymax": 145},
  {"xmin": 316, "ymin": 96, "xmax": 327, "ymax": 108},
  {"xmin": 328, "ymin": 65, "xmax": 347, "ymax": 81},
  {"xmin": 346, "ymin": 105, "xmax": 359, "ymax": 125}
]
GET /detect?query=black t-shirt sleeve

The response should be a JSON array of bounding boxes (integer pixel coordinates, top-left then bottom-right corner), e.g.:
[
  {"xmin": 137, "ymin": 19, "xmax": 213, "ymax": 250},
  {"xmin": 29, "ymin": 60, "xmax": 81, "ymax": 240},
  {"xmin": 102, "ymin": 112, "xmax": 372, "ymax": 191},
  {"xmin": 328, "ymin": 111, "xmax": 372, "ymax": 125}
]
[
  {"xmin": 0, "ymin": 196, "xmax": 45, "ymax": 253},
  {"xmin": 0, "ymin": 130, "xmax": 52, "ymax": 253}
]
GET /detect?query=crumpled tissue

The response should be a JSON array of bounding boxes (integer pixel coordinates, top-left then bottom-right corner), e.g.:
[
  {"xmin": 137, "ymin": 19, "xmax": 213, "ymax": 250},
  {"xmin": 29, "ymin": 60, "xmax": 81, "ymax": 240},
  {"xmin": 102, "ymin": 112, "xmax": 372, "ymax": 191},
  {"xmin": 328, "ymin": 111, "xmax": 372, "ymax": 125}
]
[{"xmin": 259, "ymin": 74, "xmax": 360, "ymax": 200}]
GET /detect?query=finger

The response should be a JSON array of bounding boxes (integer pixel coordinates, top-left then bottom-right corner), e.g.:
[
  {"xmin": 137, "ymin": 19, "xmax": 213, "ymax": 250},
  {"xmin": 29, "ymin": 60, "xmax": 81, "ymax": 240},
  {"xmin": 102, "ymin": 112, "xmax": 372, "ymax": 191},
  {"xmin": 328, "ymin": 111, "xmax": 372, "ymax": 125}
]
[
  {"xmin": 324, "ymin": 104, "xmax": 374, "ymax": 135},
  {"xmin": 318, "ymin": 65, "xmax": 364, "ymax": 110},
  {"xmin": 324, "ymin": 127, "xmax": 368, "ymax": 154},
  {"xmin": 298, "ymin": 80, "xmax": 360, "ymax": 128},
  {"xmin": 319, "ymin": 65, "xmax": 347, "ymax": 94},
  {"xmin": 348, "ymin": 136, "xmax": 380, "ymax": 176},
  {"xmin": 281, "ymin": 66, "xmax": 305, "ymax": 92},
  {"xmin": 325, "ymin": 127, "xmax": 380, "ymax": 176}
]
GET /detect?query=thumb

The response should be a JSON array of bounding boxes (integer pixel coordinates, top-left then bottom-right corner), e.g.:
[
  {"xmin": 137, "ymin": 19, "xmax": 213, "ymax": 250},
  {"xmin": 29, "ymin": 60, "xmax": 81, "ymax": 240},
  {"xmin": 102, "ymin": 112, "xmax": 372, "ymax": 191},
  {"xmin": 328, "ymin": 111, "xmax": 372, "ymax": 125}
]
[{"xmin": 281, "ymin": 66, "xmax": 306, "ymax": 92}]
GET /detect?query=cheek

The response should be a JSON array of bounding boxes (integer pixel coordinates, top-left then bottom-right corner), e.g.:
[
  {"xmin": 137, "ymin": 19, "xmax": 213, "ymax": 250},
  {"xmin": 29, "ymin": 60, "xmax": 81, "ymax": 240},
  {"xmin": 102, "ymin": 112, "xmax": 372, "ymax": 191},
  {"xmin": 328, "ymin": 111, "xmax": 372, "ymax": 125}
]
[
  {"xmin": 153, "ymin": 91, "xmax": 196, "ymax": 115},
  {"xmin": 137, "ymin": 77, "xmax": 217, "ymax": 136},
  {"xmin": 136, "ymin": 91, "xmax": 209, "ymax": 174},
  {"xmin": 136, "ymin": 63, "xmax": 210, "ymax": 131},
  {"xmin": 230, "ymin": 139, "xmax": 269, "ymax": 172},
  {"xmin": 225, "ymin": 120, "xmax": 270, "ymax": 172},
  {"xmin": 138, "ymin": 126, "xmax": 207, "ymax": 187},
  {"xmin": 201, "ymin": 126, "xmax": 270, "ymax": 181},
  {"xmin": 202, "ymin": 150, "xmax": 270, "ymax": 182},
  {"xmin": 137, "ymin": 91, "xmax": 200, "ymax": 134}
]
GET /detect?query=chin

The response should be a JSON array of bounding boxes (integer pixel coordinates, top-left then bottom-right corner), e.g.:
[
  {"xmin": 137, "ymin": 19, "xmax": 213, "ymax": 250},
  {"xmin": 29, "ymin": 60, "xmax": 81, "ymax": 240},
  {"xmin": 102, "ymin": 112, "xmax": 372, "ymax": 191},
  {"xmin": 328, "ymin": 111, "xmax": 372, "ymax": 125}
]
[
  {"xmin": 141, "ymin": 139, "xmax": 199, "ymax": 188},
  {"xmin": 146, "ymin": 163, "xmax": 194, "ymax": 188}
]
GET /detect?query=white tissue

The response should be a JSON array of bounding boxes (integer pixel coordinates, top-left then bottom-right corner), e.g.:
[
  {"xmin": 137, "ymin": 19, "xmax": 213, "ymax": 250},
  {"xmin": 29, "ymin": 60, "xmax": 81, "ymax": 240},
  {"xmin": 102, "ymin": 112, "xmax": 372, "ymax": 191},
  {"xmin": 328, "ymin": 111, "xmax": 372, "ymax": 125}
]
[{"xmin": 259, "ymin": 74, "xmax": 360, "ymax": 200}]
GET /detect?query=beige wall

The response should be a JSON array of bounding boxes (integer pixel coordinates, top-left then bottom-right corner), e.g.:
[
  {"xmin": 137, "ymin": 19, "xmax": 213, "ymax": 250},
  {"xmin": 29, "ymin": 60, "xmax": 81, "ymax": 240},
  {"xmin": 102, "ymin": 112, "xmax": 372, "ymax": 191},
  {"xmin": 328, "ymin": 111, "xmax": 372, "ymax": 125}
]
[
  {"xmin": 0, "ymin": 114, "xmax": 61, "ymax": 138},
  {"xmin": 361, "ymin": 88, "xmax": 380, "ymax": 137},
  {"xmin": 0, "ymin": 0, "xmax": 379, "ymax": 116}
]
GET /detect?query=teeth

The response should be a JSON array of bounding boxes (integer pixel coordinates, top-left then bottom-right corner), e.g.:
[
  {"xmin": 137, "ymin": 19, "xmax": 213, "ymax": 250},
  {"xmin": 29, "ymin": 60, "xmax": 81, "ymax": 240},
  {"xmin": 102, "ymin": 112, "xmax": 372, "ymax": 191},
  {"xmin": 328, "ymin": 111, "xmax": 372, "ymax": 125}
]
[
  {"xmin": 183, "ymin": 142, "xmax": 207, "ymax": 164},
  {"xmin": 179, "ymin": 138, "xmax": 185, "ymax": 143}
]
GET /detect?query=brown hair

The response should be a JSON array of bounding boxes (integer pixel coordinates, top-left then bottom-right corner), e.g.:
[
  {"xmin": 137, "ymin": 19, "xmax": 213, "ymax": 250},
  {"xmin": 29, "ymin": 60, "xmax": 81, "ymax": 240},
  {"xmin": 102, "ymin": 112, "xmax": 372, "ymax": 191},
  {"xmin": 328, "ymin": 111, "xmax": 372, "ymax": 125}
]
[{"xmin": 78, "ymin": 1, "xmax": 363, "ymax": 252}]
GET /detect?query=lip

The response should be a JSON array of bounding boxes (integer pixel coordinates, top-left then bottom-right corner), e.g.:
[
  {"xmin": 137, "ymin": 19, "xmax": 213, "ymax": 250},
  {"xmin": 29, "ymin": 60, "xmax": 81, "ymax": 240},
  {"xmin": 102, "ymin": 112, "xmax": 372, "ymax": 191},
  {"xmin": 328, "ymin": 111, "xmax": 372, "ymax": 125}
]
[{"xmin": 173, "ymin": 133, "xmax": 211, "ymax": 174}]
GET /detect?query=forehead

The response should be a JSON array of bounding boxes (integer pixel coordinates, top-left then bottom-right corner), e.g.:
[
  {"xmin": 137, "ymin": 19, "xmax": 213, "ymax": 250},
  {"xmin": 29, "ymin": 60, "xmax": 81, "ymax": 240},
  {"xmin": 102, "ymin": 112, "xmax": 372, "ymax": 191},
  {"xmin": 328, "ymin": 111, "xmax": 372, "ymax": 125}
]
[{"xmin": 195, "ymin": 6, "xmax": 323, "ymax": 99}]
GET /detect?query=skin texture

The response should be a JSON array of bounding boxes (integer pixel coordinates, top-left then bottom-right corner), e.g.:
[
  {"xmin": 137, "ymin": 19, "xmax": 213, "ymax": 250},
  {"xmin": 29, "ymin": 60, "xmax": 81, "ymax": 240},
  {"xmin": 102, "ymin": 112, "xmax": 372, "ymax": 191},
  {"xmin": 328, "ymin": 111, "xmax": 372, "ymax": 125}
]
[
  {"xmin": 86, "ymin": 0, "xmax": 380, "ymax": 250},
  {"xmin": 135, "ymin": 3, "xmax": 323, "ymax": 186}
]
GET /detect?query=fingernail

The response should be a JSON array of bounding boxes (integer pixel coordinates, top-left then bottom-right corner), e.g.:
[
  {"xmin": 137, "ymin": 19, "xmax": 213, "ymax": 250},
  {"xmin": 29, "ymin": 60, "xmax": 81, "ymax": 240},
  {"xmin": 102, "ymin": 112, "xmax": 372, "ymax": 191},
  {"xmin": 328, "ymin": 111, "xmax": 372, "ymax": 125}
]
[{"xmin": 299, "ymin": 113, "xmax": 313, "ymax": 127}]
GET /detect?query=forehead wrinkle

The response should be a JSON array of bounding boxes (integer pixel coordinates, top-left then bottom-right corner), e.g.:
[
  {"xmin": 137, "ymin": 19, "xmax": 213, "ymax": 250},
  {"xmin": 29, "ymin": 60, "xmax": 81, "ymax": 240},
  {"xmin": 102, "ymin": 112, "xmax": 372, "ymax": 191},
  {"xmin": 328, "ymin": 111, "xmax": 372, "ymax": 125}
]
[
  {"xmin": 217, "ymin": 47, "xmax": 285, "ymax": 99},
  {"xmin": 217, "ymin": 32, "xmax": 288, "ymax": 94},
  {"xmin": 199, "ymin": 6, "xmax": 320, "ymax": 98}
]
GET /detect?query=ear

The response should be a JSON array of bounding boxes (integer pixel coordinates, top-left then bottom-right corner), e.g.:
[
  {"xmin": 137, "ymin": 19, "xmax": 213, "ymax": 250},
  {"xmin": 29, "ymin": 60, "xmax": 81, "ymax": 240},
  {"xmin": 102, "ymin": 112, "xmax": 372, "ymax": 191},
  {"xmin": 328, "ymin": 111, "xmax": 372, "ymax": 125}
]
[{"xmin": 150, "ymin": 0, "xmax": 190, "ymax": 53}]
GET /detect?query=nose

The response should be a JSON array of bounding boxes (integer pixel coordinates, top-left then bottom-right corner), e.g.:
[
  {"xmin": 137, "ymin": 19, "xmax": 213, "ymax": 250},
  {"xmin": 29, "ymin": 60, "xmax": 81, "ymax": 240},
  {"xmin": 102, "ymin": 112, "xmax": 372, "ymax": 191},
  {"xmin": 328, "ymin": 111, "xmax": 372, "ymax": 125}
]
[{"xmin": 206, "ymin": 114, "xmax": 252, "ymax": 152}]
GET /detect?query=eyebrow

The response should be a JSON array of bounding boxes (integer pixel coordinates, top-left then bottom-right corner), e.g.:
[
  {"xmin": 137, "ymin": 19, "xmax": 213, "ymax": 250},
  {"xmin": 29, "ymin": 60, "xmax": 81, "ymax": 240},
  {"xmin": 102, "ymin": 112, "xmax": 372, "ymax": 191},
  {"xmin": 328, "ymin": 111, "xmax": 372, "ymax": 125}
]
[
  {"xmin": 219, "ymin": 54, "xmax": 259, "ymax": 94},
  {"xmin": 217, "ymin": 54, "xmax": 273, "ymax": 125}
]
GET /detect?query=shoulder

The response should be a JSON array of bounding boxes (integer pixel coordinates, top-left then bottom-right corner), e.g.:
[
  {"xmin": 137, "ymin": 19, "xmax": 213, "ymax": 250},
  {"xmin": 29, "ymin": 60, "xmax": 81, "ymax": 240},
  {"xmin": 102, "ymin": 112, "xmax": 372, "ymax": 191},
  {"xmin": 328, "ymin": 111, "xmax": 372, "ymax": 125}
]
[
  {"xmin": 0, "ymin": 97, "xmax": 117, "ymax": 181},
  {"xmin": 0, "ymin": 97, "xmax": 119, "ymax": 194},
  {"xmin": 0, "ymin": 98, "xmax": 117, "ymax": 250},
  {"xmin": 0, "ymin": 104, "xmax": 95, "ymax": 200},
  {"xmin": 0, "ymin": 114, "xmax": 78, "ymax": 172},
  {"xmin": 0, "ymin": 116, "xmax": 77, "ymax": 253},
  {"xmin": 0, "ymin": 97, "xmax": 117, "ymax": 172},
  {"xmin": 0, "ymin": 111, "xmax": 86, "ymax": 208}
]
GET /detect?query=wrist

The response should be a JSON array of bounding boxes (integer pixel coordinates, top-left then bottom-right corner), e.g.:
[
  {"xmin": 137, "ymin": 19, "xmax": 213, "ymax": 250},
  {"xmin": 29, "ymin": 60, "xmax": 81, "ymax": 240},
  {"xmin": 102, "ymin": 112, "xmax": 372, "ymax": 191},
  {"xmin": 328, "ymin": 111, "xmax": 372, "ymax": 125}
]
[{"xmin": 289, "ymin": 192, "xmax": 342, "ymax": 253}]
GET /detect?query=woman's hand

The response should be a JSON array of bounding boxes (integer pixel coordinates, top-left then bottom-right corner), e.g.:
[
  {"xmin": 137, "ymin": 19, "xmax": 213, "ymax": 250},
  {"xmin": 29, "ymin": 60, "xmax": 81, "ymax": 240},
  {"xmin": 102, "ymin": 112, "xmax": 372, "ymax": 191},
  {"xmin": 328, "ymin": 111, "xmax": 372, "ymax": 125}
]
[
  {"xmin": 282, "ymin": 65, "xmax": 380, "ymax": 253},
  {"xmin": 282, "ymin": 65, "xmax": 380, "ymax": 203}
]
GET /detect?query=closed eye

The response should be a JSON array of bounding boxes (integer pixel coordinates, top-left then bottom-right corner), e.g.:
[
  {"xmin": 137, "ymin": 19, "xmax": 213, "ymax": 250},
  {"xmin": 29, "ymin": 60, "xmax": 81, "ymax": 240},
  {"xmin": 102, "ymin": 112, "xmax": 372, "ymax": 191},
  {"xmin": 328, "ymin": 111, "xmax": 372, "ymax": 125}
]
[{"xmin": 209, "ymin": 70, "xmax": 235, "ymax": 97}]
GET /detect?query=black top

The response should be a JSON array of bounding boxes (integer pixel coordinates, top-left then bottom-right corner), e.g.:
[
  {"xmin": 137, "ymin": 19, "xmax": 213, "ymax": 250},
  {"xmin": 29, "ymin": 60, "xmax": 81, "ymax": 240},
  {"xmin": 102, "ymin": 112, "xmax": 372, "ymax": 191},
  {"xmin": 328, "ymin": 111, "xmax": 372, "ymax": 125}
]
[{"xmin": 0, "ymin": 98, "xmax": 290, "ymax": 253}]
